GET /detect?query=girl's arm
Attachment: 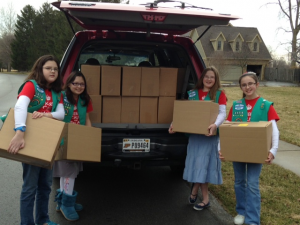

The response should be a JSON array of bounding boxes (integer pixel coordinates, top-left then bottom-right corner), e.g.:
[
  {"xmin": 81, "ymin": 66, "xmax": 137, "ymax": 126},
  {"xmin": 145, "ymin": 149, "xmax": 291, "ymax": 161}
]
[
  {"xmin": 49, "ymin": 103, "xmax": 64, "ymax": 120},
  {"xmin": 32, "ymin": 103, "xmax": 64, "ymax": 120},
  {"xmin": 207, "ymin": 104, "xmax": 226, "ymax": 136},
  {"xmin": 85, "ymin": 113, "xmax": 92, "ymax": 127},
  {"xmin": 265, "ymin": 120, "xmax": 279, "ymax": 164},
  {"xmin": 8, "ymin": 96, "xmax": 31, "ymax": 154}
]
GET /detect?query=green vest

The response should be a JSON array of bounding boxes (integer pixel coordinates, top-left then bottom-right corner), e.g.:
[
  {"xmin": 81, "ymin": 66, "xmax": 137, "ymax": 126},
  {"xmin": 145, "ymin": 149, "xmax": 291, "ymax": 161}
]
[
  {"xmin": 187, "ymin": 89, "xmax": 221, "ymax": 103},
  {"xmin": 0, "ymin": 80, "xmax": 61, "ymax": 122},
  {"xmin": 232, "ymin": 97, "xmax": 273, "ymax": 122},
  {"xmin": 62, "ymin": 91, "xmax": 87, "ymax": 125}
]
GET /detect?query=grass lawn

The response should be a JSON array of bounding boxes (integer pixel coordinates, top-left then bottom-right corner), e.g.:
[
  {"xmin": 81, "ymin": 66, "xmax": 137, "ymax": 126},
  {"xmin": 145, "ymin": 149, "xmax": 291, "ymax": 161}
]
[{"xmin": 209, "ymin": 86, "xmax": 300, "ymax": 225}]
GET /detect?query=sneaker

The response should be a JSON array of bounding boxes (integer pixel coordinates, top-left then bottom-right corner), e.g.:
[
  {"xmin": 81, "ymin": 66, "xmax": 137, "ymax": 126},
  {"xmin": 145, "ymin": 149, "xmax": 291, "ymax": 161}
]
[
  {"xmin": 36, "ymin": 221, "xmax": 60, "ymax": 225},
  {"xmin": 234, "ymin": 214, "xmax": 245, "ymax": 225},
  {"xmin": 193, "ymin": 201, "xmax": 210, "ymax": 211}
]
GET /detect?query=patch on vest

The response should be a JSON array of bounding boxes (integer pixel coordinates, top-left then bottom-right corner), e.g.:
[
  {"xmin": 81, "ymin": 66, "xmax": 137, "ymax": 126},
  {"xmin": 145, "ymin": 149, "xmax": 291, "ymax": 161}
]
[
  {"xmin": 235, "ymin": 104, "xmax": 244, "ymax": 110},
  {"xmin": 261, "ymin": 102, "xmax": 265, "ymax": 109},
  {"xmin": 235, "ymin": 118, "xmax": 243, "ymax": 122},
  {"xmin": 188, "ymin": 91, "xmax": 196, "ymax": 98},
  {"xmin": 36, "ymin": 85, "xmax": 45, "ymax": 93},
  {"xmin": 236, "ymin": 100, "xmax": 242, "ymax": 103}
]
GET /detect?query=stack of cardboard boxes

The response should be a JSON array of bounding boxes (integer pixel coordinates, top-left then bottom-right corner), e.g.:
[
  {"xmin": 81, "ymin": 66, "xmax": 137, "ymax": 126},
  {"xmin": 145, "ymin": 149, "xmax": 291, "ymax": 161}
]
[{"xmin": 81, "ymin": 64, "xmax": 183, "ymax": 124}]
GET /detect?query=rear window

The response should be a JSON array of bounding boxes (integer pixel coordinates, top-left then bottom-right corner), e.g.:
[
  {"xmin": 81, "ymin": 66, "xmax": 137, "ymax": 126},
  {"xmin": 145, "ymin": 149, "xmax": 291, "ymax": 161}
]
[{"xmin": 76, "ymin": 40, "xmax": 191, "ymax": 69}]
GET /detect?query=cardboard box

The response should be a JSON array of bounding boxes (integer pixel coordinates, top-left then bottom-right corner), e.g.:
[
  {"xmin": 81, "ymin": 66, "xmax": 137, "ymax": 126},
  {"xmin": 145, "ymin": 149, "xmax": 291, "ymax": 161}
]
[
  {"xmin": 55, "ymin": 123, "xmax": 101, "ymax": 162},
  {"xmin": 140, "ymin": 67, "xmax": 159, "ymax": 96},
  {"xmin": 140, "ymin": 97, "xmax": 158, "ymax": 124},
  {"xmin": 101, "ymin": 65, "xmax": 121, "ymax": 96},
  {"xmin": 81, "ymin": 65, "xmax": 101, "ymax": 95},
  {"xmin": 0, "ymin": 109, "xmax": 66, "ymax": 169},
  {"xmin": 219, "ymin": 121, "xmax": 272, "ymax": 164},
  {"xmin": 121, "ymin": 97, "xmax": 140, "ymax": 123},
  {"xmin": 102, "ymin": 96, "xmax": 121, "ymax": 123},
  {"xmin": 122, "ymin": 67, "xmax": 141, "ymax": 96},
  {"xmin": 172, "ymin": 100, "xmax": 219, "ymax": 135},
  {"xmin": 158, "ymin": 97, "xmax": 175, "ymax": 124},
  {"xmin": 89, "ymin": 95, "xmax": 102, "ymax": 123},
  {"xmin": 159, "ymin": 68, "xmax": 177, "ymax": 96}
]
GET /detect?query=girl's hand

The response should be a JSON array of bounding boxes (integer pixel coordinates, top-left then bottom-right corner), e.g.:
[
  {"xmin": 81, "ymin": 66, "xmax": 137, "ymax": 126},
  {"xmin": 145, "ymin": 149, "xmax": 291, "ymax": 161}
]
[
  {"xmin": 168, "ymin": 123, "xmax": 175, "ymax": 134},
  {"xmin": 32, "ymin": 111, "xmax": 44, "ymax": 119},
  {"xmin": 219, "ymin": 151, "xmax": 225, "ymax": 160},
  {"xmin": 206, "ymin": 124, "xmax": 217, "ymax": 136},
  {"xmin": 8, "ymin": 132, "xmax": 25, "ymax": 154},
  {"xmin": 265, "ymin": 152, "xmax": 275, "ymax": 164}
]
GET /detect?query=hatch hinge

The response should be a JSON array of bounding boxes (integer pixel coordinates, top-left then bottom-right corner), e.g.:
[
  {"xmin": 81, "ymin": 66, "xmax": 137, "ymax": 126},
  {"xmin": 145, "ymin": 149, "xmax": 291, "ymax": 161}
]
[
  {"xmin": 193, "ymin": 25, "xmax": 211, "ymax": 46},
  {"xmin": 63, "ymin": 11, "xmax": 76, "ymax": 35}
]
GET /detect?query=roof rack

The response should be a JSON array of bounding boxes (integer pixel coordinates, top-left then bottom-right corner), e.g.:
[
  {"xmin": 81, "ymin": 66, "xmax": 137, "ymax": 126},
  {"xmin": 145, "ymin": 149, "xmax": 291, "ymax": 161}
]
[{"xmin": 142, "ymin": 0, "xmax": 212, "ymax": 11}]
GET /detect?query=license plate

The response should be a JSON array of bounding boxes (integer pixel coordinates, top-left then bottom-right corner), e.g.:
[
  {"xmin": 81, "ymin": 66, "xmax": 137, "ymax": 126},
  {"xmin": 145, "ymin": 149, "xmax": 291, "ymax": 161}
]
[{"xmin": 122, "ymin": 139, "xmax": 150, "ymax": 152}]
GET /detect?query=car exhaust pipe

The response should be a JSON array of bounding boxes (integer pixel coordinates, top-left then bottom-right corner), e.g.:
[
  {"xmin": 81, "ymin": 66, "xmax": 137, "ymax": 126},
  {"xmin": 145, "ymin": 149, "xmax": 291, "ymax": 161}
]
[{"xmin": 114, "ymin": 159, "xmax": 122, "ymax": 167}]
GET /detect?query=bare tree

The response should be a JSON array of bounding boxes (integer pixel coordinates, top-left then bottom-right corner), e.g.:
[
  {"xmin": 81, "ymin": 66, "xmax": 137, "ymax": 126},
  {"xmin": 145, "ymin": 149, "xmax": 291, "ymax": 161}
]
[
  {"xmin": 230, "ymin": 42, "xmax": 252, "ymax": 72},
  {"xmin": 273, "ymin": 0, "xmax": 300, "ymax": 68},
  {"xmin": 206, "ymin": 52, "xmax": 230, "ymax": 79},
  {"xmin": 0, "ymin": 33, "xmax": 14, "ymax": 71},
  {"xmin": 0, "ymin": 2, "xmax": 16, "ymax": 72}
]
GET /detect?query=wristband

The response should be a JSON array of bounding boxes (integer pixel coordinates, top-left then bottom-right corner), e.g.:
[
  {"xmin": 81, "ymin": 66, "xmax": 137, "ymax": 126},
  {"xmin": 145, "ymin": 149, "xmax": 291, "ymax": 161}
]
[{"xmin": 14, "ymin": 126, "xmax": 26, "ymax": 132}]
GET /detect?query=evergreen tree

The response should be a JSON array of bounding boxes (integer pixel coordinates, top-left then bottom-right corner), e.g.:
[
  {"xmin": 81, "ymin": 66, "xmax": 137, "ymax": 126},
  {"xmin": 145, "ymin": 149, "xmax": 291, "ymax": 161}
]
[{"xmin": 11, "ymin": 5, "xmax": 36, "ymax": 71}]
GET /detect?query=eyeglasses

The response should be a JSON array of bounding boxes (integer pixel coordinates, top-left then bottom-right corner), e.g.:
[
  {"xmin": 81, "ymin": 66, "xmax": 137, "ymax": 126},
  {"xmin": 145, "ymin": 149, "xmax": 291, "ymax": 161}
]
[
  {"xmin": 72, "ymin": 82, "xmax": 85, "ymax": 87},
  {"xmin": 43, "ymin": 67, "xmax": 58, "ymax": 72},
  {"xmin": 241, "ymin": 82, "xmax": 256, "ymax": 88},
  {"xmin": 203, "ymin": 76, "xmax": 215, "ymax": 80}
]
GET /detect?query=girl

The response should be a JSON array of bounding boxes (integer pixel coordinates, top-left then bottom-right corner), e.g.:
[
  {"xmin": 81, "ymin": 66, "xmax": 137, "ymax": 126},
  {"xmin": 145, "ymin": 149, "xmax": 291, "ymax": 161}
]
[
  {"xmin": 53, "ymin": 71, "xmax": 93, "ymax": 221},
  {"xmin": 8, "ymin": 55, "xmax": 64, "ymax": 225},
  {"xmin": 221, "ymin": 72, "xmax": 280, "ymax": 225},
  {"xmin": 169, "ymin": 66, "xmax": 227, "ymax": 210}
]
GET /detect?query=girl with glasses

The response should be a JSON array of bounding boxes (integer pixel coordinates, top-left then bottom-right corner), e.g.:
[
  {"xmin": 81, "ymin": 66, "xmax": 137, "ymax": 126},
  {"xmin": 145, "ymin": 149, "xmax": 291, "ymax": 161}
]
[
  {"xmin": 169, "ymin": 66, "xmax": 227, "ymax": 211},
  {"xmin": 220, "ymin": 72, "xmax": 280, "ymax": 225},
  {"xmin": 52, "ymin": 71, "xmax": 93, "ymax": 221},
  {"xmin": 8, "ymin": 55, "xmax": 64, "ymax": 225}
]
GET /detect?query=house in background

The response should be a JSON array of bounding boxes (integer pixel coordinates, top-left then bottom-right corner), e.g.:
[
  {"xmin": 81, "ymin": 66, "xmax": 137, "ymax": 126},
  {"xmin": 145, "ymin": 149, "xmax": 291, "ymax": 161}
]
[{"xmin": 187, "ymin": 25, "xmax": 272, "ymax": 80}]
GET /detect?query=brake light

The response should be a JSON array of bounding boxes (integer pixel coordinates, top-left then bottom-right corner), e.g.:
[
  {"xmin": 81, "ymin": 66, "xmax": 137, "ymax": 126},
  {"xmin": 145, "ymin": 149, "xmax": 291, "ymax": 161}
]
[{"xmin": 141, "ymin": 14, "xmax": 166, "ymax": 22}]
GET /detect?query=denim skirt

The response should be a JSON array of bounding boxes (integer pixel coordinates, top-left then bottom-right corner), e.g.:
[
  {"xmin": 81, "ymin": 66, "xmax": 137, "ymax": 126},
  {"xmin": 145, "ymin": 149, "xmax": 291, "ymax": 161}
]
[{"xmin": 183, "ymin": 134, "xmax": 222, "ymax": 185}]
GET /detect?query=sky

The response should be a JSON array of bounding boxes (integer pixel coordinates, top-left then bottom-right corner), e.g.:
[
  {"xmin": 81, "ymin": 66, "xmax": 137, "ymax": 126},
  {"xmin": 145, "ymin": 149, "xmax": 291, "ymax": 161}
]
[{"xmin": 0, "ymin": 0, "xmax": 293, "ymax": 58}]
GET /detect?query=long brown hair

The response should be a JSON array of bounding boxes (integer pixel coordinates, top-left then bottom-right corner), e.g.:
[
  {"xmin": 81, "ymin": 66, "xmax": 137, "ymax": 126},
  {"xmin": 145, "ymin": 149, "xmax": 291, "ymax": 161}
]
[
  {"xmin": 26, "ymin": 55, "xmax": 62, "ymax": 93},
  {"xmin": 64, "ymin": 71, "xmax": 90, "ymax": 106},
  {"xmin": 194, "ymin": 66, "xmax": 221, "ymax": 102},
  {"xmin": 239, "ymin": 72, "xmax": 258, "ymax": 98}
]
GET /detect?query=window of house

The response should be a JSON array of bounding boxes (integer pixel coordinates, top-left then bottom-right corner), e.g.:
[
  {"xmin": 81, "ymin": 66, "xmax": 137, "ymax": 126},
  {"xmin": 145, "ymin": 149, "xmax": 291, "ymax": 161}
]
[
  {"xmin": 253, "ymin": 42, "xmax": 258, "ymax": 51},
  {"xmin": 236, "ymin": 41, "xmax": 240, "ymax": 51},
  {"xmin": 217, "ymin": 41, "xmax": 222, "ymax": 50}
]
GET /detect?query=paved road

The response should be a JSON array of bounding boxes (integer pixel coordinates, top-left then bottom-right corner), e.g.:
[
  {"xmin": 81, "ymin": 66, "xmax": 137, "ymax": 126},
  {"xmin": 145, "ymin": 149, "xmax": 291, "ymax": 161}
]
[{"xmin": 0, "ymin": 73, "xmax": 231, "ymax": 225}]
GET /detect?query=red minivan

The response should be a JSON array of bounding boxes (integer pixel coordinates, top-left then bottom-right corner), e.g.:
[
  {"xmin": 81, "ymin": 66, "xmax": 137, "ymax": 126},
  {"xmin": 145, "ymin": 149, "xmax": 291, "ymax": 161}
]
[{"xmin": 52, "ymin": 1, "xmax": 238, "ymax": 172}]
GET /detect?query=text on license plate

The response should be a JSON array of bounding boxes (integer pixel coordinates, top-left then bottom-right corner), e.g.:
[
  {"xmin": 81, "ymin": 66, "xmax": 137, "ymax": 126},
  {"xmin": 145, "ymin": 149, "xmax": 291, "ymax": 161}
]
[{"xmin": 122, "ymin": 139, "xmax": 150, "ymax": 152}]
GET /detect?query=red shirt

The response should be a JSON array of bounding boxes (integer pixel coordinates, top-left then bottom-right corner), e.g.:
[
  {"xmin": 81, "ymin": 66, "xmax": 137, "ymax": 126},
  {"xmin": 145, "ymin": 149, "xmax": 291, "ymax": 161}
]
[
  {"xmin": 227, "ymin": 97, "xmax": 280, "ymax": 122},
  {"xmin": 70, "ymin": 99, "xmax": 93, "ymax": 124},
  {"xmin": 18, "ymin": 82, "xmax": 63, "ymax": 113},
  {"xmin": 197, "ymin": 89, "xmax": 227, "ymax": 105}
]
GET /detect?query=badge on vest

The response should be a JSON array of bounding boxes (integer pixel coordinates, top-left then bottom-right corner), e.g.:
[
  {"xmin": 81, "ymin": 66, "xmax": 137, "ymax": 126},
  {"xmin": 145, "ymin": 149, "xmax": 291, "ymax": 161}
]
[
  {"xmin": 235, "ymin": 104, "xmax": 244, "ymax": 110},
  {"xmin": 36, "ymin": 85, "xmax": 45, "ymax": 93},
  {"xmin": 188, "ymin": 91, "xmax": 196, "ymax": 98}
]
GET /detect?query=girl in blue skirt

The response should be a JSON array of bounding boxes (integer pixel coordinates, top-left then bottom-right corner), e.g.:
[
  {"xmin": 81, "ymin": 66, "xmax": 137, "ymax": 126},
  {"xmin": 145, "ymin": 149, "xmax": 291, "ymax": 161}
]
[{"xmin": 169, "ymin": 66, "xmax": 226, "ymax": 210}]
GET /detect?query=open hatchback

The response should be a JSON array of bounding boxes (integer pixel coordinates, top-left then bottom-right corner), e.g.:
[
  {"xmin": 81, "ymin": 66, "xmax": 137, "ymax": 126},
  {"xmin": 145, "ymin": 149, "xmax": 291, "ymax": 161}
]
[{"xmin": 52, "ymin": 1, "xmax": 239, "ymax": 171}]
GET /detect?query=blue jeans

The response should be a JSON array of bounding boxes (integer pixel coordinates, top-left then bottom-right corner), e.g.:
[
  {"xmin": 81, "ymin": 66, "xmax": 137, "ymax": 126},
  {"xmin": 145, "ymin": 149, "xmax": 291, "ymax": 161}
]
[
  {"xmin": 233, "ymin": 162, "xmax": 263, "ymax": 225},
  {"xmin": 20, "ymin": 163, "xmax": 53, "ymax": 225}
]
